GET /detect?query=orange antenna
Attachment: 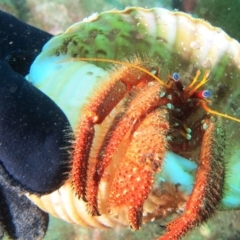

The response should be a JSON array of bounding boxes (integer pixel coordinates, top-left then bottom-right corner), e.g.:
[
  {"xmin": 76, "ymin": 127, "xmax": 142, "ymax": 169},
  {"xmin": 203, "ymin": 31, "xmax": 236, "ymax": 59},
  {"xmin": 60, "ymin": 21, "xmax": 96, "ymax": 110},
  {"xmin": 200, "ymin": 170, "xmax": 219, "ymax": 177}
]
[
  {"xmin": 201, "ymin": 101, "xmax": 240, "ymax": 123},
  {"xmin": 184, "ymin": 69, "xmax": 201, "ymax": 91},
  {"xmin": 60, "ymin": 57, "xmax": 169, "ymax": 88},
  {"xmin": 60, "ymin": 57, "xmax": 240, "ymax": 124},
  {"xmin": 184, "ymin": 70, "xmax": 210, "ymax": 99}
]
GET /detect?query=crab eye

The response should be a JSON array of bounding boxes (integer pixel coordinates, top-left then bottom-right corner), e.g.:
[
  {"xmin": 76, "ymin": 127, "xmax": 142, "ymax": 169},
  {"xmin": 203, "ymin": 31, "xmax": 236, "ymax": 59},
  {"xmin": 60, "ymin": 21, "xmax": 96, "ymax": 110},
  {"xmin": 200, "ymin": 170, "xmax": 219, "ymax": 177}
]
[
  {"xmin": 172, "ymin": 72, "xmax": 180, "ymax": 81},
  {"xmin": 202, "ymin": 90, "xmax": 211, "ymax": 98}
]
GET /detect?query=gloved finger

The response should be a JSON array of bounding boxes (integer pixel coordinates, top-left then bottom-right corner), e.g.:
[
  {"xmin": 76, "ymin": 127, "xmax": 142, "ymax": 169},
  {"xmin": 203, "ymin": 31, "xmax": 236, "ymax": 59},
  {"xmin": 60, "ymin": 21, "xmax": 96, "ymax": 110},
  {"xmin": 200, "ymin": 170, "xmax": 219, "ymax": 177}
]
[{"xmin": 0, "ymin": 60, "xmax": 73, "ymax": 194}]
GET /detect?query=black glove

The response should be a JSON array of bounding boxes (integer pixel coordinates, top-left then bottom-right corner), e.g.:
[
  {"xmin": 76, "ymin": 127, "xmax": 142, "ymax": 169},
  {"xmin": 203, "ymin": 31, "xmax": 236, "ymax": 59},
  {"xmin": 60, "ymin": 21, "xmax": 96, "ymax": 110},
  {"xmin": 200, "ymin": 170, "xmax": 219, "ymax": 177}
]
[{"xmin": 0, "ymin": 10, "xmax": 73, "ymax": 239}]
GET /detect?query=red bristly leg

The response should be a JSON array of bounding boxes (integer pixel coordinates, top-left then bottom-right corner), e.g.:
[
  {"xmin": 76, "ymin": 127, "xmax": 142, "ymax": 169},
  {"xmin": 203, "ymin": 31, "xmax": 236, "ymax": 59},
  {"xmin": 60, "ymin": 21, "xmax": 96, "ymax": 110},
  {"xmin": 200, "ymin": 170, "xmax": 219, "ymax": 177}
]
[
  {"xmin": 71, "ymin": 80, "xmax": 127, "ymax": 203},
  {"xmin": 71, "ymin": 62, "xmax": 155, "ymax": 214},
  {"xmin": 159, "ymin": 117, "xmax": 225, "ymax": 240},
  {"xmin": 86, "ymin": 82, "xmax": 169, "ymax": 215},
  {"xmin": 108, "ymin": 108, "xmax": 169, "ymax": 230}
]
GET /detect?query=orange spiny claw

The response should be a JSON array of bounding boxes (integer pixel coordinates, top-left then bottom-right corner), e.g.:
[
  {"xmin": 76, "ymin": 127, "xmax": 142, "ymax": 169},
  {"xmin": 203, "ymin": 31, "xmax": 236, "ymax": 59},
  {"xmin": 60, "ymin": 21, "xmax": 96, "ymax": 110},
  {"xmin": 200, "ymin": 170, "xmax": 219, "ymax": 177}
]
[
  {"xmin": 159, "ymin": 117, "xmax": 225, "ymax": 240},
  {"xmin": 71, "ymin": 58, "xmax": 162, "ymax": 215},
  {"xmin": 86, "ymin": 81, "xmax": 169, "ymax": 216},
  {"xmin": 108, "ymin": 108, "xmax": 169, "ymax": 229}
]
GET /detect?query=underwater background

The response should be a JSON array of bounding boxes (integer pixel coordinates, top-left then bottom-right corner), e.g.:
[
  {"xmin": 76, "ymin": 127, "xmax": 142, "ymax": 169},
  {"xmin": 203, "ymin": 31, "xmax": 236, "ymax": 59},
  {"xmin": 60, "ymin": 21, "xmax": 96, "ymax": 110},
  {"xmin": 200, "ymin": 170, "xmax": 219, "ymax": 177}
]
[{"xmin": 1, "ymin": 0, "xmax": 240, "ymax": 239}]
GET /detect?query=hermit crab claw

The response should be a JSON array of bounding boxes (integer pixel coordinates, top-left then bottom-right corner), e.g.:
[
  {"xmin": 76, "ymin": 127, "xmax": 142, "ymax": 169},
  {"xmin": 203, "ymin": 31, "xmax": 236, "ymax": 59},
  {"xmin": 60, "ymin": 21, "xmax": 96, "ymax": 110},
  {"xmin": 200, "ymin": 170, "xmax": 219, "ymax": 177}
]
[{"xmin": 70, "ymin": 58, "xmax": 169, "ymax": 219}]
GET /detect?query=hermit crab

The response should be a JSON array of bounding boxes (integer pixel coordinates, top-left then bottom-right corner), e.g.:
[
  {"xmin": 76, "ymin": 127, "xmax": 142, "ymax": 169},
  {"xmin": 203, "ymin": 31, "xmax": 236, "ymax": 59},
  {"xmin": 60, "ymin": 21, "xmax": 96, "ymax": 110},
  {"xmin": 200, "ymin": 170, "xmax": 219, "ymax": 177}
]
[{"xmin": 25, "ymin": 7, "xmax": 240, "ymax": 240}]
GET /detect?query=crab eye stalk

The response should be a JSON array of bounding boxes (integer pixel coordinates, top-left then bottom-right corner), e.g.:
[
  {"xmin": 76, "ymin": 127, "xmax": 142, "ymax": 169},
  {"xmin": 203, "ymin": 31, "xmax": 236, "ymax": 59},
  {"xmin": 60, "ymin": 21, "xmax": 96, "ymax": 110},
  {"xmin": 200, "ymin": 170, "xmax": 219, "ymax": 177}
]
[
  {"xmin": 171, "ymin": 72, "xmax": 184, "ymax": 91},
  {"xmin": 192, "ymin": 89, "xmax": 211, "ymax": 99}
]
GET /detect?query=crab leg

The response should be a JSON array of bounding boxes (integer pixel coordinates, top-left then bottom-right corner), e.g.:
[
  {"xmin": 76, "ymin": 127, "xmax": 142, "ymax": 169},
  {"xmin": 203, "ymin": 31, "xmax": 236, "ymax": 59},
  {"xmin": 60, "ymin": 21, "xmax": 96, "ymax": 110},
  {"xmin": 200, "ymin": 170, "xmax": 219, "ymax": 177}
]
[
  {"xmin": 108, "ymin": 107, "xmax": 169, "ymax": 230},
  {"xmin": 159, "ymin": 117, "xmax": 226, "ymax": 240},
  {"xmin": 71, "ymin": 61, "xmax": 156, "ymax": 206},
  {"xmin": 71, "ymin": 79, "xmax": 126, "ymax": 200},
  {"xmin": 86, "ymin": 82, "xmax": 169, "ymax": 215}
]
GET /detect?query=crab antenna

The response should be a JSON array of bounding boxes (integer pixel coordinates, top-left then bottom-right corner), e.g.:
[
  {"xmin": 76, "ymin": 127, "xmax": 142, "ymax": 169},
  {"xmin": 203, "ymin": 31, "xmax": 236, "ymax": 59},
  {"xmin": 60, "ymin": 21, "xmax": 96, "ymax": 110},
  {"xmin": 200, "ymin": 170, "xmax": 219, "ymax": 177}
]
[
  {"xmin": 184, "ymin": 69, "xmax": 201, "ymax": 92},
  {"xmin": 201, "ymin": 101, "xmax": 240, "ymax": 123},
  {"xmin": 185, "ymin": 70, "xmax": 210, "ymax": 99},
  {"xmin": 62, "ymin": 57, "xmax": 168, "ymax": 88}
]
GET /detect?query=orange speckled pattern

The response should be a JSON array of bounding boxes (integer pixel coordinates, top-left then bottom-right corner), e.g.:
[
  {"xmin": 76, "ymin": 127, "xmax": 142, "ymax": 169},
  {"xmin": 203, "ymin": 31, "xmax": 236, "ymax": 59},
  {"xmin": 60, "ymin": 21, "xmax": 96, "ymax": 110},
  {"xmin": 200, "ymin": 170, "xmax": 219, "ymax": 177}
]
[{"xmin": 108, "ymin": 108, "xmax": 169, "ymax": 230}]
